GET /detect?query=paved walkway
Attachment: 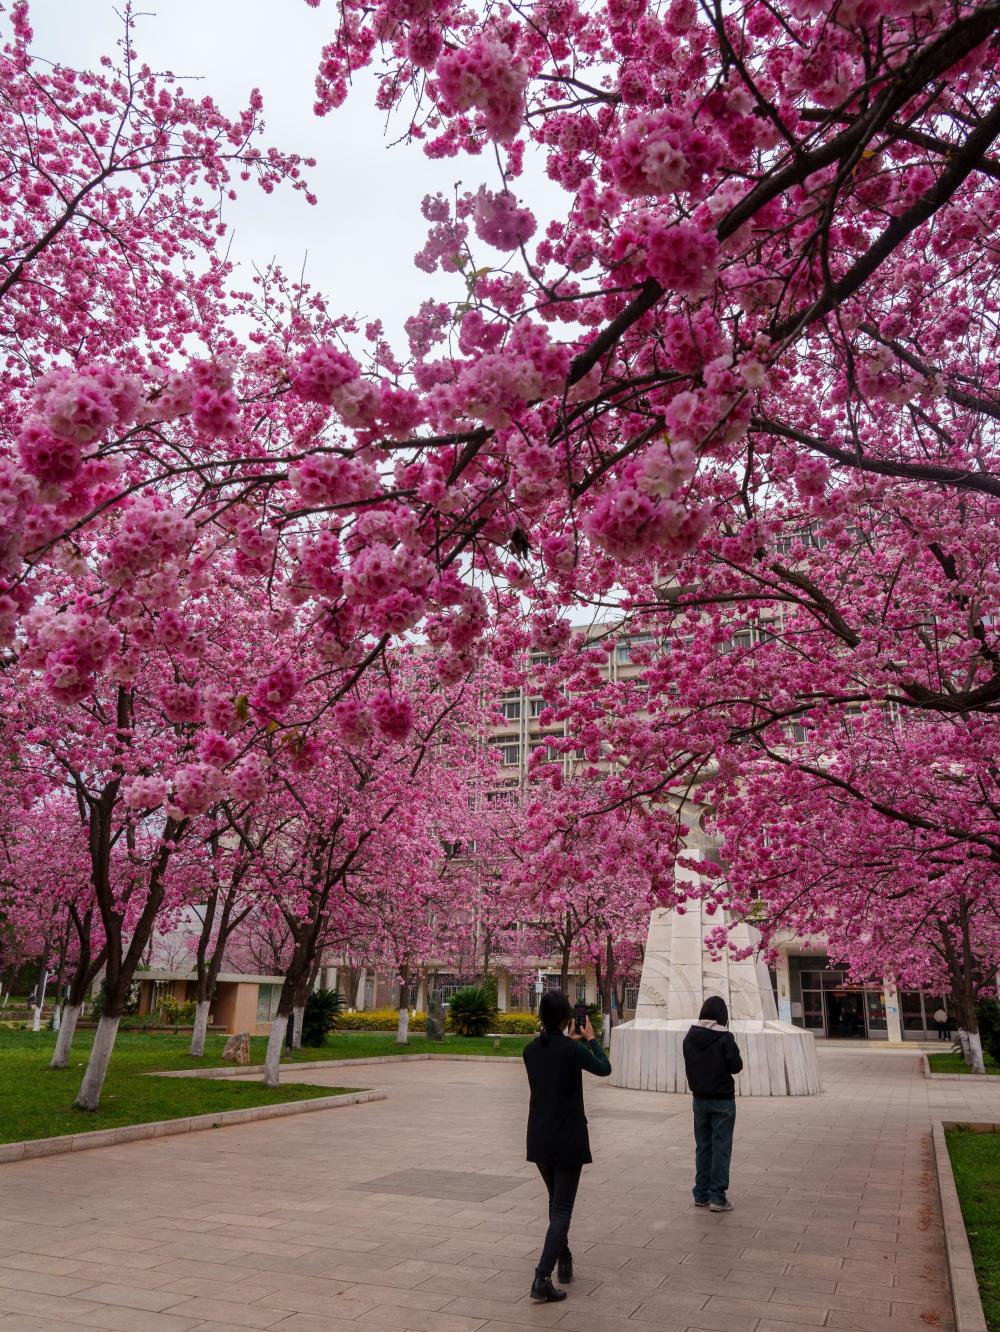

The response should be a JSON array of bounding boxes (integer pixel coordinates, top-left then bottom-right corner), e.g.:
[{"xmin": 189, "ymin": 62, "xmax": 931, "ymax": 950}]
[{"xmin": 1, "ymin": 1048, "xmax": 998, "ymax": 1332}]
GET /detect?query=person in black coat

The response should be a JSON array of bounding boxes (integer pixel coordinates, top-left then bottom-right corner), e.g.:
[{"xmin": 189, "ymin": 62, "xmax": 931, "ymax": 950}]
[
  {"xmin": 522, "ymin": 990, "xmax": 612, "ymax": 1303},
  {"xmin": 682, "ymin": 995, "xmax": 744, "ymax": 1213}
]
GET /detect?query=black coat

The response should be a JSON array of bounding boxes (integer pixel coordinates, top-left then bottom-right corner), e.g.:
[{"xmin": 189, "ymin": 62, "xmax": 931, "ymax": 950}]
[
  {"xmin": 682, "ymin": 1024, "xmax": 743, "ymax": 1099},
  {"xmin": 523, "ymin": 1032, "xmax": 612, "ymax": 1168}
]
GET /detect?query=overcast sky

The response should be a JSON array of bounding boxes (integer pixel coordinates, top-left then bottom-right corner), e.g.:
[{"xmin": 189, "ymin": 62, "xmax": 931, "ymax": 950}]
[{"xmin": 25, "ymin": 0, "xmax": 561, "ymax": 349}]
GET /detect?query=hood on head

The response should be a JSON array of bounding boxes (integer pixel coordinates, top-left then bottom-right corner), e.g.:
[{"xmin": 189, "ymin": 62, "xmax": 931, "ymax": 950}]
[{"xmin": 686, "ymin": 1023, "xmax": 727, "ymax": 1048}]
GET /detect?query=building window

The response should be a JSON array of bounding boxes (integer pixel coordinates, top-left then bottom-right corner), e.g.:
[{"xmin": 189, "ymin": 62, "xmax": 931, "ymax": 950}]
[
  {"xmin": 616, "ymin": 633, "xmax": 654, "ymax": 664},
  {"xmin": 256, "ymin": 983, "xmax": 283, "ymax": 1022},
  {"xmin": 499, "ymin": 692, "xmax": 521, "ymax": 721},
  {"xmin": 529, "ymin": 696, "xmax": 548, "ymax": 718},
  {"xmin": 486, "ymin": 785, "xmax": 518, "ymax": 805},
  {"xmin": 491, "ymin": 735, "xmax": 521, "ymax": 766},
  {"xmin": 431, "ymin": 974, "xmax": 468, "ymax": 1002}
]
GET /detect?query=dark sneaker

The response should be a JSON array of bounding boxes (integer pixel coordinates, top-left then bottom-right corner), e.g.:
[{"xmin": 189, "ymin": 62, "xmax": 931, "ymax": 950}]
[
  {"xmin": 530, "ymin": 1276, "xmax": 568, "ymax": 1303},
  {"xmin": 709, "ymin": 1199, "xmax": 734, "ymax": 1213},
  {"xmin": 557, "ymin": 1250, "xmax": 574, "ymax": 1283},
  {"xmin": 693, "ymin": 1199, "xmax": 710, "ymax": 1208}
]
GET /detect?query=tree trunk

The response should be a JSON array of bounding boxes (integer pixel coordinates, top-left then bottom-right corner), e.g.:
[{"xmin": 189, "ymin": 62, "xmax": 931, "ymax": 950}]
[
  {"xmin": 190, "ymin": 1000, "xmax": 212, "ymax": 1057},
  {"xmin": 602, "ymin": 933, "xmax": 615, "ymax": 1042},
  {"xmin": 292, "ymin": 1004, "xmax": 305, "ymax": 1049},
  {"xmin": 263, "ymin": 1014, "xmax": 287, "ymax": 1088},
  {"xmin": 968, "ymin": 1027, "xmax": 986, "ymax": 1075},
  {"xmin": 49, "ymin": 1002, "xmax": 81, "ymax": 1069},
  {"xmin": 396, "ymin": 1005, "xmax": 410, "ymax": 1044},
  {"xmin": 74, "ymin": 1014, "xmax": 121, "ymax": 1110},
  {"xmin": 956, "ymin": 1027, "xmax": 971, "ymax": 1064}
]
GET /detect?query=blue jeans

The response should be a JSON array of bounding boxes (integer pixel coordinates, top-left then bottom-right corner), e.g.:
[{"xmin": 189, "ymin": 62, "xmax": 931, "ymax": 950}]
[{"xmin": 692, "ymin": 1098, "xmax": 736, "ymax": 1204}]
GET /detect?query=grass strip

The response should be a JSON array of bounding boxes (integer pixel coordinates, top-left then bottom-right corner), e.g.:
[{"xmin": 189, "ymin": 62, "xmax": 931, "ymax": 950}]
[
  {"xmin": 947, "ymin": 1128, "xmax": 1000, "ymax": 1330},
  {"xmin": 928, "ymin": 1051, "xmax": 1000, "ymax": 1075}
]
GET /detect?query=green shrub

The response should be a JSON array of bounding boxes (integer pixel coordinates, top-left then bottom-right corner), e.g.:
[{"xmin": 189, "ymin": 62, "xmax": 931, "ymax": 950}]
[
  {"xmin": 447, "ymin": 986, "xmax": 497, "ymax": 1038},
  {"xmin": 90, "ymin": 981, "xmax": 140, "ymax": 1018},
  {"xmin": 161, "ymin": 995, "xmax": 197, "ymax": 1024},
  {"xmin": 302, "ymin": 988, "xmax": 344, "ymax": 1046},
  {"xmin": 492, "ymin": 1011, "xmax": 540, "ymax": 1034},
  {"xmin": 336, "ymin": 1008, "xmax": 427, "ymax": 1031}
]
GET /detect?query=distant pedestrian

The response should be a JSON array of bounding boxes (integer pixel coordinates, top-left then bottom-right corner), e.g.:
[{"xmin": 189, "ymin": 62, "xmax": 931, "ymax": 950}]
[
  {"xmin": 682, "ymin": 996, "xmax": 744, "ymax": 1213},
  {"xmin": 933, "ymin": 1007, "xmax": 951, "ymax": 1041},
  {"xmin": 522, "ymin": 990, "xmax": 612, "ymax": 1303}
]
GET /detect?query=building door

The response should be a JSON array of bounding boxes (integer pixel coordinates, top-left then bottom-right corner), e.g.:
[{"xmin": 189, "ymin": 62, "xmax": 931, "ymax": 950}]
[{"xmin": 826, "ymin": 989, "xmax": 866, "ymax": 1038}]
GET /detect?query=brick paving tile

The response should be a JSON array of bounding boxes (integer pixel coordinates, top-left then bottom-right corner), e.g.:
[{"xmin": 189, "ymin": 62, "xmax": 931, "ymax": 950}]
[
  {"xmin": 554, "ymin": 1311, "xmax": 691, "ymax": 1332},
  {"xmin": 252, "ymin": 1289, "xmax": 382, "ymax": 1319},
  {"xmin": 353, "ymin": 1307, "xmax": 488, "ymax": 1332},
  {"xmin": 439, "ymin": 1295, "xmax": 567, "ymax": 1324},
  {"xmin": 71, "ymin": 1307, "xmax": 204, "ymax": 1332},
  {"xmin": 1, "ymin": 1048, "xmax": 989, "ymax": 1331},
  {"xmin": 156, "ymin": 1297, "xmax": 287, "ymax": 1327}
]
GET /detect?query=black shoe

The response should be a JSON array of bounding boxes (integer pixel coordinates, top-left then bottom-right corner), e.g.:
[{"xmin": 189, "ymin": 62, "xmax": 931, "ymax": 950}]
[
  {"xmin": 557, "ymin": 1250, "xmax": 573, "ymax": 1283},
  {"xmin": 530, "ymin": 1276, "xmax": 568, "ymax": 1303}
]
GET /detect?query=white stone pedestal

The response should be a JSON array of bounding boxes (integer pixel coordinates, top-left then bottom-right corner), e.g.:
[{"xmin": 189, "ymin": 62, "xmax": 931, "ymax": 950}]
[
  {"xmin": 611, "ymin": 898, "xmax": 822, "ymax": 1097},
  {"xmin": 611, "ymin": 1018, "xmax": 821, "ymax": 1096}
]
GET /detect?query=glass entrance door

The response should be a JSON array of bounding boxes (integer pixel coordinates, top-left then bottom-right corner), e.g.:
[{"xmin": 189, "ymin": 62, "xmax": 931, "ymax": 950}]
[{"xmin": 825, "ymin": 989, "xmax": 867, "ymax": 1038}]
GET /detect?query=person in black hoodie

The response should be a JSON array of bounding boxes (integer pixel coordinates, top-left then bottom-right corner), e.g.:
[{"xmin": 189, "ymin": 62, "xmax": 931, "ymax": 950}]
[
  {"xmin": 682, "ymin": 996, "xmax": 743, "ymax": 1213},
  {"xmin": 522, "ymin": 990, "xmax": 612, "ymax": 1303}
]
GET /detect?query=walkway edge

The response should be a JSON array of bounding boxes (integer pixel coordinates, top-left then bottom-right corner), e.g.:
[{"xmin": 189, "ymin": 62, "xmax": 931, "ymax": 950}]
[
  {"xmin": 0, "ymin": 1088, "xmax": 386, "ymax": 1166},
  {"xmin": 933, "ymin": 1119, "xmax": 989, "ymax": 1332},
  {"xmin": 154, "ymin": 1052, "xmax": 521, "ymax": 1079}
]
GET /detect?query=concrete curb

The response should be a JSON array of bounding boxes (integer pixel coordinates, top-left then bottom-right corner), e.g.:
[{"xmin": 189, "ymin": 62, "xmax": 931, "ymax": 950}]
[
  {"xmin": 154, "ymin": 1051, "xmax": 523, "ymax": 1079},
  {"xmin": 0, "ymin": 1088, "xmax": 386, "ymax": 1166},
  {"xmin": 923, "ymin": 1053, "xmax": 1000, "ymax": 1083},
  {"xmin": 932, "ymin": 1120, "xmax": 990, "ymax": 1332}
]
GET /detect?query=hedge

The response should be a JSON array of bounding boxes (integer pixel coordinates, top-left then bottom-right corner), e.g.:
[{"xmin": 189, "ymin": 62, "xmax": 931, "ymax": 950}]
[
  {"xmin": 332, "ymin": 1009, "xmax": 542, "ymax": 1034},
  {"xmin": 492, "ymin": 1011, "xmax": 541, "ymax": 1034},
  {"xmin": 336, "ymin": 1009, "xmax": 428, "ymax": 1031}
]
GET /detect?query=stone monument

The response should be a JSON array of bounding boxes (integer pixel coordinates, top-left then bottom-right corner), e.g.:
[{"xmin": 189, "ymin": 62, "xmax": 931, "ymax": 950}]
[{"xmin": 611, "ymin": 844, "xmax": 821, "ymax": 1096}]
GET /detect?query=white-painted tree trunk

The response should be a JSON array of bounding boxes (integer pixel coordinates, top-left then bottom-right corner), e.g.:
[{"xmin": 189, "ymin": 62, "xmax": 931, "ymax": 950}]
[
  {"xmin": 396, "ymin": 1006, "xmax": 410, "ymax": 1044},
  {"xmin": 189, "ymin": 1000, "xmax": 211, "ymax": 1057},
  {"xmin": 957, "ymin": 1028, "xmax": 972, "ymax": 1064},
  {"xmin": 31, "ymin": 1005, "xmax": 41, "ymax": 1032},
  {"xmin": 263, "ymin": 1015, "xmax": 286, "ymax": 1087},
  {"xmin": 602, "ymin": 1010, "xmax": 612, "ymax": 1044},
  {"xmin": 52, "ymin": 1003, "xmax": 62, "ymax": 1032},
  {"xmin": 969, "ymin": 1029, "xmax": 986, "ymax": 1075},
  {"xmin": 50, "ymin": 1003, "xmax": 81, "ymax": 1069},
  {"xmin": 292, "ymin": 1004, "xmax": 305, "ymax": 1049},
  {"xmin": 74, "ymin": 1014, "xmax": 121, "ymax": 1110}
]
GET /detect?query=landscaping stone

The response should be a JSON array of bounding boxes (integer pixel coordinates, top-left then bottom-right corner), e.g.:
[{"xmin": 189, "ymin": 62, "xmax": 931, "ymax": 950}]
[{"xmin": 222, "ymin": 1031, "xmax": 251, "ymax": 1064}]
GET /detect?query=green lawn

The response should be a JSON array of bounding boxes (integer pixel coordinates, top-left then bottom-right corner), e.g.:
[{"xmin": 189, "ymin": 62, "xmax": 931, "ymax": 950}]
[
  {"xmin": 928, "ymin": 1051, "xmax": 1000, "ymax": 1075},
  {"xmin": 0, "ymin": 1028, "xmax": 531, "ymax": 1144},
  {"xmin": 947, "ymin": 1129, "xmax": 1000, "ymax": 1330}
]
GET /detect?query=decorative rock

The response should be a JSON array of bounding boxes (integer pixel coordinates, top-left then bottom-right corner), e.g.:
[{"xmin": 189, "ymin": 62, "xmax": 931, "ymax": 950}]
[
  {"xmin": 425, "ymin": 995, "xmax": 445, "ymax": 1042},
  {"xmin": 222, "ymin": 1031, "xmax": 250, "ymax": 1064}
]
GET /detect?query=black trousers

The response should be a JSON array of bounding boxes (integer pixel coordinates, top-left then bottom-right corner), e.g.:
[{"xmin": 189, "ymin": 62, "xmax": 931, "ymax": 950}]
[{"xmin": 535, "ymin": 1163, "xmax": 582, "ymax": 1278}]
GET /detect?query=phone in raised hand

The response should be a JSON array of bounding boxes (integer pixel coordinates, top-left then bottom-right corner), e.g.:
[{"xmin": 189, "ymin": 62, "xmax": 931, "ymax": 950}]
[{"xmin": 574, "ymin": 1003, "xmax": 588, "ymax": 1035}]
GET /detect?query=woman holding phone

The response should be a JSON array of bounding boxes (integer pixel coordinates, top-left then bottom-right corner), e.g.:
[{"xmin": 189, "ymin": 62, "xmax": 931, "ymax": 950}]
[{"xmin": 522, "ymin": 990, "xmax": 612, "ymax": 1303}]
